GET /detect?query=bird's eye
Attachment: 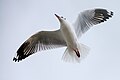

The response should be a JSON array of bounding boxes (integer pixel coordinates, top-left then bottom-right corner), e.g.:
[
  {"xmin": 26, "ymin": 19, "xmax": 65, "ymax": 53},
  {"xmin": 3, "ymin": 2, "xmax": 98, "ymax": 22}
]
[
  {"xmin": 61, "ymin": 16, "xmax": 63, "ymax": 18},
  {"xmin": 61, "ymin": 16, "xmax": 66, "ymax": 20}
]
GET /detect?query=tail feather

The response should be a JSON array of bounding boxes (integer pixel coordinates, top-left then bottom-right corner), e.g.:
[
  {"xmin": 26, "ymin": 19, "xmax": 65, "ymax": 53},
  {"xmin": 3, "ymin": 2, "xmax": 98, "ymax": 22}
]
[{"xmin": 62, "ymin": 43, "xmax": 90, "ymax": 63}]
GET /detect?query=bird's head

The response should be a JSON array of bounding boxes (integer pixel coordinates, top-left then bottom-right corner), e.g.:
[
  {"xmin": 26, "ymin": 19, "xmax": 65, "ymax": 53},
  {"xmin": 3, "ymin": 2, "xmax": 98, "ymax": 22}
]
[{"xmin": 55, "ymin": 14, "xmax": 67, "ymax": 23}]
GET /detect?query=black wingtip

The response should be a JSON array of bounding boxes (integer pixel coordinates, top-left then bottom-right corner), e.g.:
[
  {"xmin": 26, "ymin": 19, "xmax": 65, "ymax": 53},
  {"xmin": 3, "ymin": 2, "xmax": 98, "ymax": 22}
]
[
  {"xmin": 13, "ymin": 57, "xmax": 18, "ymax": 62},
  {"xmin": 13, "ymin": 40, "xmax": 31, "ymax": 62},
  {"xmin": 110, "ymin": 11, "xmax": 114, "ymax": 16},
  {"xmin": 95, "ymin": 9, "xmax": 113, "ymax": 17},
  {"xmin": 94, "ymin": 8, "xmax": 113, "ymax": 23}
]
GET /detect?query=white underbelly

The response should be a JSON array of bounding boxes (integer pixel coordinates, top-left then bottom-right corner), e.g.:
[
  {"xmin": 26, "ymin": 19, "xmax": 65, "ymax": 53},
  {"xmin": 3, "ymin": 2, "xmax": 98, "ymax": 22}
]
[{"xmin": 60, "ymin": 25, "xmax": 78, "ymax": 47}]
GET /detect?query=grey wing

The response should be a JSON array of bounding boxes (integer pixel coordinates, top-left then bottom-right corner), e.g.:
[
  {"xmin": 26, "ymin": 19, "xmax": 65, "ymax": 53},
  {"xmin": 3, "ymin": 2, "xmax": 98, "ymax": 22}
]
[
  {"xmin": 13, "ymin": 29, "xmax": 66, "ymax": 62},
  {"xmin": 73, "ymin": 8, "xmax": 113, "ymax": 38}
]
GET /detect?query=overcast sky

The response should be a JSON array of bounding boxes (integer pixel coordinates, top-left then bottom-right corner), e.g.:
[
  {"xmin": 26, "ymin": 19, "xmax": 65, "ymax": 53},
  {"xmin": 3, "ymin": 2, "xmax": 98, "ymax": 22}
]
[{"xmin": 1, "ymin": 0, "xmax": 120, "ymax": 80}]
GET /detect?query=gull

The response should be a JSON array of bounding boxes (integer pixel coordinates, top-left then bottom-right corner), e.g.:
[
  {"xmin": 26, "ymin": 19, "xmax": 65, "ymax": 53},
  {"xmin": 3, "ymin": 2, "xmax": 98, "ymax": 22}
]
[{"xmin": 13, "ymin": 8, "xmax": 113, "ymax": 63}]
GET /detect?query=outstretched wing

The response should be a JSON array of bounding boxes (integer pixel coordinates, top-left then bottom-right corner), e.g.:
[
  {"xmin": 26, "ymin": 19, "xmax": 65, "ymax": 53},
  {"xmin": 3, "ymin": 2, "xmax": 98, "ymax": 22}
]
[
  {"xmin": 13, "ymin": 29, "xmax": 66, "ymax": 62},
  {"xmin": 73, "ymin": 8, "xmax": 113, "ymax": 38}
]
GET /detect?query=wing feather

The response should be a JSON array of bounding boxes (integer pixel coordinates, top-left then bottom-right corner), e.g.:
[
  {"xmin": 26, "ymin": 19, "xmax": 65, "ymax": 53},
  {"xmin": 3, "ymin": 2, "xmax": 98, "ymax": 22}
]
[
  {"xmin": 73, "ymin": 8, "xmax": 113, "ymax": 38},
  {"xmin": 13, "ymin": 29, "xmax": 66, "ymax": 62}
]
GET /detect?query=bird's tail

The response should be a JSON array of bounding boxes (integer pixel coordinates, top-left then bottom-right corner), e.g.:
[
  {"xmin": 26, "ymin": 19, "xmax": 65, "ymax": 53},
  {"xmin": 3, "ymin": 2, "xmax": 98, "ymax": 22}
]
[{"xmin": 62, "ymin": 43, "xmax": 90, "ymax": 63}]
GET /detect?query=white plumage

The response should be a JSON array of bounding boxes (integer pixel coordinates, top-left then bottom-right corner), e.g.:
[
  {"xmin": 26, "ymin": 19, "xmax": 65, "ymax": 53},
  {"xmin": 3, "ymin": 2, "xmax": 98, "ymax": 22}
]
[{"xmin": 13, "ymin": 8, "xmax": 113, "ymax": 63}]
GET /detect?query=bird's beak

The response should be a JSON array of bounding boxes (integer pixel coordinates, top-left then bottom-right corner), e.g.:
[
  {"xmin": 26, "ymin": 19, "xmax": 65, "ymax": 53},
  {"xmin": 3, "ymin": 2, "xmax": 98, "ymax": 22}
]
[{"xmin": 55, "ymin": 14, "xmax": 61, "ymax": 22}]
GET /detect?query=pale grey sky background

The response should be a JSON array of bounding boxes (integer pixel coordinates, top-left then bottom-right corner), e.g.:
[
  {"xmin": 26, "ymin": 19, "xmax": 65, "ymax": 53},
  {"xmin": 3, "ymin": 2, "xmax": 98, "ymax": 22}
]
[{"xmin": 0, "ymin": 0, "xmax": 120, "ymax": 80}]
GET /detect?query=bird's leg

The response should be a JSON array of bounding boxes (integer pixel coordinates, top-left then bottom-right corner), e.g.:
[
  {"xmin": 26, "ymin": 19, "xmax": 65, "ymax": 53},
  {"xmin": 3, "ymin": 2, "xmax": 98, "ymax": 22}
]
[{"xmin": 73, "ymin": 48, "xmax": 80, "ymax": 58}]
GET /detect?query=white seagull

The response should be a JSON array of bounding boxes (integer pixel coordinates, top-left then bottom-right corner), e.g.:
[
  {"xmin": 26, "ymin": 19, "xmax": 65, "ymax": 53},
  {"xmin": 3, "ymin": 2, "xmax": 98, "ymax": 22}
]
[{"xmin": 13, "ymin": 8, "xmax": 113, "ymax": 63}]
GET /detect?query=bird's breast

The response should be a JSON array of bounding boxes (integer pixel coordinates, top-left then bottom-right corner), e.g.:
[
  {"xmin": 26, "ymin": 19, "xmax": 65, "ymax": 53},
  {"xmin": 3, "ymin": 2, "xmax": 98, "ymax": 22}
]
[{"xmin": 60, "ymin": 24, "xmax": 78, "ymax": 47}]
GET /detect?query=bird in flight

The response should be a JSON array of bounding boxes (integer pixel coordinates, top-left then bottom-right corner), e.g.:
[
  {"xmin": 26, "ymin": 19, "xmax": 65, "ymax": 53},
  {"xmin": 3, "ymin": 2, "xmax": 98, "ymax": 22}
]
[{"xmin": 13, "ymin": 8, "xmax": 113, "ymax": 63}]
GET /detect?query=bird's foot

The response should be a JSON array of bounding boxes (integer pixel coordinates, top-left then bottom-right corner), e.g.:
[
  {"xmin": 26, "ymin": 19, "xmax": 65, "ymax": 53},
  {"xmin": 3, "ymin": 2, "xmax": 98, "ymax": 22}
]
[{"xmin": 73, "ymin": 48, "xmax": 80, "ymax": 58}]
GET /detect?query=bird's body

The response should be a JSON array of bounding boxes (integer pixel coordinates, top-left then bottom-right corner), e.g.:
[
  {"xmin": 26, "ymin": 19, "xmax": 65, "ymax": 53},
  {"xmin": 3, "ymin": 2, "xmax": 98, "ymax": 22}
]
[
  {"xmin": 13, "ymin": 8, "xmax": 113, "ymax": 63},
  {"xmin": 60, "ymin": 18, "xmax": 78, "ymax": 49},
  {"xmin": 58, "ymin": 15, "xmax": 81, "ymax": 59}
]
